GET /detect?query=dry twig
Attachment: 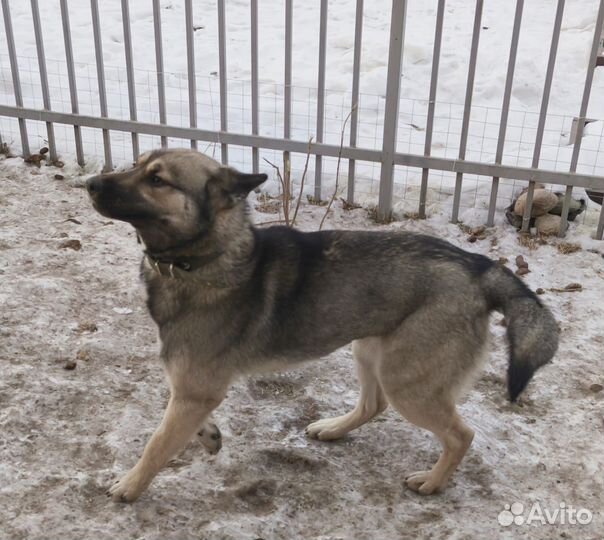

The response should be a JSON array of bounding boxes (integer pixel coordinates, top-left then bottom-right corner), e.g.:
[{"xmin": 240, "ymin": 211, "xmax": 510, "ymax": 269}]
[
  {"xmin": 319, "ymin": 108, "xmax": 355, "ymax": 230},
  {"xmin": 263, "ymin": 157, "xmax": 290, "ymax": 226},
  {"xmin": 291, "ymin": 138, "xmax": 313, "ymax": 227},
  {"xmin": 263, "ymin": 137, "xmax": 313, "ymax": 228}
]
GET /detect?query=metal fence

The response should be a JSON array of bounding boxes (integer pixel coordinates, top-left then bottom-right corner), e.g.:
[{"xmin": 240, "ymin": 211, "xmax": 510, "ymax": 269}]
[{"xmin": 1, "ymin": 0, "xmax": 604, "ymax": 238}]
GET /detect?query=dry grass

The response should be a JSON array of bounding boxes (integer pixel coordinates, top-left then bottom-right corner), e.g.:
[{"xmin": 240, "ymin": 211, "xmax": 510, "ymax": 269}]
[
  {"xmin": 366, "ymin": 205, "xmax": 394, "ymax": 224},
  {"xmin": 366, "ymin": 205, "xmax": 379, "ymax": 223},
  {"xmin": 517, "ymin": 233, "xmax": 547, "ymax": 250},
  {"xmin": 0, "ymin": 142, "xmax": 13, "ymax": 157},
  {"xmin": 306, "ymin": 195, "xmax": 327, "ymax": 206},
  {"xmin": 340, "ymin": 198, "xmax": 362, "ymax": 211},
  {"xmin": 556, "ymin": 242, "xmax": 581, "ymax": 255},
  {"xmin": 457, "ymin": 223, "xmax": 490, "ymax": 242},
  {"xmin": 254, "ymin": 193, "xmax": 281, "ymax": 215}
]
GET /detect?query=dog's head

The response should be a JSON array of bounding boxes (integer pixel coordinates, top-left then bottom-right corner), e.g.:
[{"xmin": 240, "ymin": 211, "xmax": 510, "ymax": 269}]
[{"xmin": 86, "ymin": 149, "xmax": 267, "ymax": 252}]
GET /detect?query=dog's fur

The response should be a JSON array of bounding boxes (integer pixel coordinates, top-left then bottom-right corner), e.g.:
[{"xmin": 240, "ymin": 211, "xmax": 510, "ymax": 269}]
[{"xmin": 86, "ymin": 149, "xmax": 558, "ymax": 502}]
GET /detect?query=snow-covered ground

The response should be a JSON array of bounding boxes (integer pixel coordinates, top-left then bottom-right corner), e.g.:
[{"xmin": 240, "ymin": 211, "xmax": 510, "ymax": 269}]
[
  {"xmin": 1, "ymin": 1, "xmax": 604, "ymax": 539},
  {"xmin": 0, "ymin": 157, "xmax": 603, "ymax": 539}
]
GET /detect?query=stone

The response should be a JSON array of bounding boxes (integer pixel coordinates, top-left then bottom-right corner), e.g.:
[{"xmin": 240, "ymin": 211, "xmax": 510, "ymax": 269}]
[
  {"xmin": 514, "ymin": 189, "xmax": 558, "ymax": 217},
  {"xmin": 535, "ymin": 214, "xmax": 567, "ymax": 236}
]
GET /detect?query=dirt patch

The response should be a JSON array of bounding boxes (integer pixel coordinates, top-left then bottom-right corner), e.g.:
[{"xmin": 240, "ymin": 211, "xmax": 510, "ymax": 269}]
[
  {"xmin": 258, "ymin": 447, "xmax": 328, "ymax": 473},
  {"xmin": 247, "ymin": 376, "xmax": 299, "ymax": 399}
]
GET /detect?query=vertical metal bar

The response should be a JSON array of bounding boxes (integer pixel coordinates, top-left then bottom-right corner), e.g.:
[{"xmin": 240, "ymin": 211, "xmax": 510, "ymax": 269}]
[
  {"xmin": 217, "ymin": 0, "xmax": 228, "ymax": 163},
  {"xmin": 284, "ymin": 0, "xmax": 293, "ymax": 173},
  {"xmin": 486, "ymin": 0, "xmax": 523, "ymax": 227},
  {"xmin": 59, "ymin": 0, "xmax": 84, "ymax": 166},
  {"xmin": 251, "ymin": 0, "xmax": 259, "ymax": 172},
  {"xmin": 558, "ymin": 0, "xmax": 604, "ymax": 236},
  {"xmin": 185, "ymin": 0, "xmax": 197, "ymax": 150},
  {"xmin": 377, "ymin": 0, "xmax": 407, "ymax": 221},
  {"xmin": 314, "ymin": 0, "xmax": 328, "ymax": 201},
  {"xmin": 31, "ymin": 0, "xmax": 57, "ymax": 162},
  {"xmin": 451, "ymin": 0, "xmax": 483, "ymax": 223},
  {"xmin": 520, "ymin": 0, "xmax": 565, "ymax": 232},
  {"xmin": 418, "ymin": 0, "xmax": 445, "ymax": 219},
  {"xmin": 347, "ymin": 0, "xmax": 364, "ymax": 204},
  {"xmin": 597, "ymin": 203, "xmax": 604, "ymax": 240},
  {"xmin": 1, "ymin": 0, "xmax": 30, "ymax": 157},
  {"xmin": 152, "ymin": 0, "xmax": 167, "ymax": 148},
  {"xmin": 121, "ymin": 0, "xmax": 139, "ymax": 160},
  {"xmin": 91, "ymin": 0, "xmax": 112, "ymax": 171}
]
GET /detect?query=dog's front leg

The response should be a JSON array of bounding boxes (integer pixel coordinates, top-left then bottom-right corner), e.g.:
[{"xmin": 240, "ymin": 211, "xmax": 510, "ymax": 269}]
[{"xmin": 108, "ymin": 371, "xmax": 229, "ymax": 503}]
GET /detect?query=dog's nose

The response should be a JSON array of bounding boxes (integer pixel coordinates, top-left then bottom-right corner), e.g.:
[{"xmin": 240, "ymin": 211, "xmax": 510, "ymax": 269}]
[{"xmin": 86, "ymin": 175, "xmax": 104, "ymax": 195}]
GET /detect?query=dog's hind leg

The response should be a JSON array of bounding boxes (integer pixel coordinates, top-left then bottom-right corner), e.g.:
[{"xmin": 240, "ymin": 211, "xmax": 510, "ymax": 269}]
[
  {"xmin": 383, "ymin": 390, "xmax": 474, "ymax": 495},
  {"xmin": 108, "ymin": 362, "xmax": 230, "ymax": 502},
  {"xmin": 376, "ymin": 307, "xmax": 486, "ymax": 495},
  {"xmin": 306, "ymin": 338, "xmax": 388, "ymax": 441}
]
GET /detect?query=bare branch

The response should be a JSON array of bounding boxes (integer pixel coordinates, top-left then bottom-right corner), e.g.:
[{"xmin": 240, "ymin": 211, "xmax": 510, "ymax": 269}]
[
  {"xmin": 291, "ymin": 137, "xmax": 313, "ymax": 228},
  {"xmin": 263, "ymin": 157, "xmax": 290, "ymax": 226},
  {"xmin": 319, "ymin": 108, "xmax": 355, "ymax": 230}
]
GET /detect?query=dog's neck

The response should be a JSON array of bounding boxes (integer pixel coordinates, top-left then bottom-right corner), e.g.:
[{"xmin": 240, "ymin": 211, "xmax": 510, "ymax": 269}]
[
  {"xmin": 137, "ymin": 203, "xmax": 256, "ymax": 283},
  {"xmin": 141, "ymin": 230, "xmax": 221, "ymax": 269}
]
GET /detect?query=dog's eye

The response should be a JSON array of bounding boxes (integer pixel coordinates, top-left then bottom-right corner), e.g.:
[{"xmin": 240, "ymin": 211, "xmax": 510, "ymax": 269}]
[{"xmin": 150, "ymin": 175, "xmax": 165, "ymax": 186}]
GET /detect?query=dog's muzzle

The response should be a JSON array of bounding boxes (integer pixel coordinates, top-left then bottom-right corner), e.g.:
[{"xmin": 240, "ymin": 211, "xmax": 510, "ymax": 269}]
[{"xmin": 86, "ymin": 175, "xmax": 104, "ymax": 197}]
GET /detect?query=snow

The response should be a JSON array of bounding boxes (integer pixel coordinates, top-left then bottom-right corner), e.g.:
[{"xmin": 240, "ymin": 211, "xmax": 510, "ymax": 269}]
[
  {"xmin": 2, "ymin": 0, "xmax": 602, "ymax": 112},
  {"xmin": 1, "ymin": 1, "xmax": 604, "ymax": 538}
]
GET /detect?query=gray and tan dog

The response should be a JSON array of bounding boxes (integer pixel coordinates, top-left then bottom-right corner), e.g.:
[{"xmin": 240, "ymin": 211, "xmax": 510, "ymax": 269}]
[{"xmin": 86, "ymin": 148, "xmax": 558, "ymax": 502}]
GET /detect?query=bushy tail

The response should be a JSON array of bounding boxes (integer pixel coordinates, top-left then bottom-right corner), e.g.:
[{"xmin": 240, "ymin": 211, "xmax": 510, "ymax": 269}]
[{"xmin": 481, "ymin": 264, "xmax": 558, "ymax": 401}]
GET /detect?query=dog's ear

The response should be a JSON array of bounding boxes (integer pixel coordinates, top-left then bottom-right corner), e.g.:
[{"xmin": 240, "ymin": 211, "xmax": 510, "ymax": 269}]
[
  {"xmin": 209, "ymin": 167, "xmax": 268, "ymax": 207},
  {"xmin": 231, "ymin": 170, "xmax": 268, "ymax": 196},
  {"xmin": 135, "ymin": 151, "xmax": 153, "ymax": 167}
]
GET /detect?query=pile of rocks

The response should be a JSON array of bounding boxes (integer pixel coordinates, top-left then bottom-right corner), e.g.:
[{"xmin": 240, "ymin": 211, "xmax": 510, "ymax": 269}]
[{"xmin": 505, "ymin": 184, "xmax": 585, "ymax": 235}]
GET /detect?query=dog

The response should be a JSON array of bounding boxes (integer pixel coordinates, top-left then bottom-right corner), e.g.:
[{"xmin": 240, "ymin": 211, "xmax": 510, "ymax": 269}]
[{"xmin": 86, "ymin": 148, "xmax": 558, "ymax": 502}]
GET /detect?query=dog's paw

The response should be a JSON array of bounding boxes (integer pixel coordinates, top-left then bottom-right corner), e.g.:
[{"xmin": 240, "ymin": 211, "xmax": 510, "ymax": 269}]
[
  {"xmin": 405, "ymin": 470, "xmax": 443, "ymax": 495},
  {"xmin": 305, "ymin": 417, "xmax": 347, "ymax": 441},
  {"xmin": 198, "ymin": 422, "xmax": 222, "ymax": 455},
  {"xmin": 107, "ymin": 469, "xmax": 146, "ymax": 503}
]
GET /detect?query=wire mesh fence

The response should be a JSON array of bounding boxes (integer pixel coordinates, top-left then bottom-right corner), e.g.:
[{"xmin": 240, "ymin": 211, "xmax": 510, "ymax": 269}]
[{"xmin": 0, "ymin": 0, "xmax": 603, "ymax": 237}]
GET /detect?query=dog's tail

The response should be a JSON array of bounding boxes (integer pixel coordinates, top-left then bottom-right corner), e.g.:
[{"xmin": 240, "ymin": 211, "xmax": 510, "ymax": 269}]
[{"xmin": 481, "ymin": 263, "xmax": 558, "ymax": 402}]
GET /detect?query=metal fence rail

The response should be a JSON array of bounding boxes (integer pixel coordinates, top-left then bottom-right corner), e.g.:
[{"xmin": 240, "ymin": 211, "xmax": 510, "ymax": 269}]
[
  {"xmin": 59, "ymin": 0, "xmax": 83, "ymax": 166},
  {"xmin": 1, "ymin": 0, "xmax": 29, "ymax": 157},
  {"xmin": 0, "ymin": 0, "xmax": 603, "ymax": 239},
  {"xmin": 451, "ymin": 0, "xmax": 483, "ymax": 224},
  {"xmin": 486, "ymin": 0, "xmax": 524, "ymax": 228}
]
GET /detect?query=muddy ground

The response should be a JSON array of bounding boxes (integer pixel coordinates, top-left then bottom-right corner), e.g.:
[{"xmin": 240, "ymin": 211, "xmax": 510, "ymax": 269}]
[{"xmin": 1, "ymin": 156, "xmax": 603, "ymax": 539}]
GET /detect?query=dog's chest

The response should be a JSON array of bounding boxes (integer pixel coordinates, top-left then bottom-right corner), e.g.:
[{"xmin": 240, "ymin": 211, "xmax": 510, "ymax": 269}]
[
  {"xmin": 145, "ymin": 277, "xmax": 246, "ymax": 349},
  {"xmin": 144, "ymin": 277, "xmax": 194, "ymax": 326}
]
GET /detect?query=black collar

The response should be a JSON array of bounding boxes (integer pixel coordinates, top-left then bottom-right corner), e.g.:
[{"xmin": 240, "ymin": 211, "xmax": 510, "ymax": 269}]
[{"xmin": 144, "ymin": 251, "xmax": 222, "ymax": 280}]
